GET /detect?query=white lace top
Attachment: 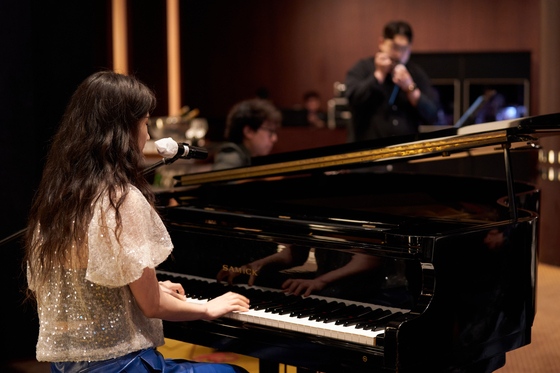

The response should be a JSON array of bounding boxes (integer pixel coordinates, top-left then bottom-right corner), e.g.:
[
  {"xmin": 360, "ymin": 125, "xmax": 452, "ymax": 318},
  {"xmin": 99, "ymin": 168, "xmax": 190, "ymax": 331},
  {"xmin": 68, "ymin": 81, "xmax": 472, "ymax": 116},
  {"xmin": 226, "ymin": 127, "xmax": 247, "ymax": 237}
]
[{"xmin": 28, "ymin": 185, "xmax": 174, "ymax": 362}]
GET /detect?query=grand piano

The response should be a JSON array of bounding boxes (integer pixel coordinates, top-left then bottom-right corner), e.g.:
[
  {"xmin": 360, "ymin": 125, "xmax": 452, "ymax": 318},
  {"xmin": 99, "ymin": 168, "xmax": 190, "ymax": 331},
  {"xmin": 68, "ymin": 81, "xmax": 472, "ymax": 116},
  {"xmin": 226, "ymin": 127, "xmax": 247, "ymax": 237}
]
[{"xmin": 153, "ymin": 113, "xmax": 560, "ymax": 373}]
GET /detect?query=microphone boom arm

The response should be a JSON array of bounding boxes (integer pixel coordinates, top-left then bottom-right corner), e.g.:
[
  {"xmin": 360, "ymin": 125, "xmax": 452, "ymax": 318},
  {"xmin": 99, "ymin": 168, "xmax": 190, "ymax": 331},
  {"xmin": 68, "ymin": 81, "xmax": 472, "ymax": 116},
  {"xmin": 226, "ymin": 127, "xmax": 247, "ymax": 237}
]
[{"xmin": 142, "ymin": 142, "xmax": 208, "ymax": 176}]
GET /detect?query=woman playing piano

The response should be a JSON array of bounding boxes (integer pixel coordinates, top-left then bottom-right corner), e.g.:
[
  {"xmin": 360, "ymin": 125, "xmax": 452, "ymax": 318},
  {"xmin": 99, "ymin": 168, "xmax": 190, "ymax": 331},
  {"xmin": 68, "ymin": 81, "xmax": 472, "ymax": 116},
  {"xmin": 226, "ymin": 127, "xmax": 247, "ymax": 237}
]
[{"xmin": 24, "ymin": 71, "xmax": 250, "ymax": 373}]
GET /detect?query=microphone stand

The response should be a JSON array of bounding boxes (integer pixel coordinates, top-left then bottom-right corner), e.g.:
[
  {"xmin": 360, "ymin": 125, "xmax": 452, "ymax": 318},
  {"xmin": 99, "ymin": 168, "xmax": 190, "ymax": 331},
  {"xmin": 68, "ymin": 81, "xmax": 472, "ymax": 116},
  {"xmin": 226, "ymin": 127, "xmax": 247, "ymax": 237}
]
[
  {"xmin": 143, "ymin": 142, "xmax": 208, "ymax": 176},
  {"xmin": 142, "ymin": 156, "xmax": 179, "ymax": 176}
]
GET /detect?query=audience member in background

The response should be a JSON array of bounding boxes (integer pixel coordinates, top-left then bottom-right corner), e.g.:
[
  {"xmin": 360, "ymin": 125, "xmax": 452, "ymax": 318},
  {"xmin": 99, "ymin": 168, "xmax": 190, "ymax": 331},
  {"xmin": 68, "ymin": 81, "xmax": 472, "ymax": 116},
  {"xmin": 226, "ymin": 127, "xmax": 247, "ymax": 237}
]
[
  {"xmin": 345, "ymin": 20, "xmax": 440, "ymax": 142},
  {"xmin": 213, "ymin": 98, "xmax": 281, "ymax": 170},
  {"xmin": 302, "ymin": 90, "xmax": 327, "ymax": 128}
]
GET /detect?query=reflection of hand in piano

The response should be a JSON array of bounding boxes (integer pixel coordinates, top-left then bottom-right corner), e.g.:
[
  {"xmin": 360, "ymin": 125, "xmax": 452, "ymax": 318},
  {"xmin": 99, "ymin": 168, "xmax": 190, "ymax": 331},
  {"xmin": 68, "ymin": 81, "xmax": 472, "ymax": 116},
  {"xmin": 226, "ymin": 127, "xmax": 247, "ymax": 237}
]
[
  {"xmin": 483, "ymin": 228, "xmax": 505, "ymax": 250},
  {"xmin": 282, "ymin": 252, "xmax": 383, "ymax": 297},
  {"xmin": 282, "ymin": 278, "xmax": 327, "ymax": 297},
  {"xmin": 216, "ymin": 244, "xmax": 309, "ymax": 286},
  {"xmin": 216, "ymin": 246, "xmax": 383, "ymax": 298}
]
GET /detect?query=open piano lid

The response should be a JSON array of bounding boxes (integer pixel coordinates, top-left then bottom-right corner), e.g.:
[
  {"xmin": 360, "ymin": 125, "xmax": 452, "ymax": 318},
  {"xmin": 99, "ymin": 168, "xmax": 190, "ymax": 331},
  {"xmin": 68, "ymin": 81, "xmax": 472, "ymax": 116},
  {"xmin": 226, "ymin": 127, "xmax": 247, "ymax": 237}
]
[{"xmin": 175, "ymin": 113, "xmax": 560, "ymax": 187}]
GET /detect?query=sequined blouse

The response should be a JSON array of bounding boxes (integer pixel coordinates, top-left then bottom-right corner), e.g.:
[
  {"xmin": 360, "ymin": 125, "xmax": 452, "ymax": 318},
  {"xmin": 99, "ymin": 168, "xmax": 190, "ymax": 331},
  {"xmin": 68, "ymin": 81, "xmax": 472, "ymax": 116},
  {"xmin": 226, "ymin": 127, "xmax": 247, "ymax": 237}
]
[{"xmin": 28, "ymin": 185, "xmax": 174, "ymax": 362}]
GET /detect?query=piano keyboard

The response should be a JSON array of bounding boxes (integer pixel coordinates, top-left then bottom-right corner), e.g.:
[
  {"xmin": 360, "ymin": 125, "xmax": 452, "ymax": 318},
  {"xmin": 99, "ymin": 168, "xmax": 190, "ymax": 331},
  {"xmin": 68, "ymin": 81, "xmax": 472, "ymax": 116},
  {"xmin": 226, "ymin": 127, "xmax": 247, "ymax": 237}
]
[{"xmin": 157, "ymin": 270, "xmax": 409, "ymax": 347}]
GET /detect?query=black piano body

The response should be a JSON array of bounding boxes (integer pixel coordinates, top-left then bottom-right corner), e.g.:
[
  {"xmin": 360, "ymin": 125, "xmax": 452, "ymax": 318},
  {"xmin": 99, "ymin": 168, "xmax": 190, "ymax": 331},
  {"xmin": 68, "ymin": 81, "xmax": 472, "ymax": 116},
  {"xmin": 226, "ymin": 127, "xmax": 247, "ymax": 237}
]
[{"xmin": 155, "ymin": 113, "xmax": 560, "ymax": 373}]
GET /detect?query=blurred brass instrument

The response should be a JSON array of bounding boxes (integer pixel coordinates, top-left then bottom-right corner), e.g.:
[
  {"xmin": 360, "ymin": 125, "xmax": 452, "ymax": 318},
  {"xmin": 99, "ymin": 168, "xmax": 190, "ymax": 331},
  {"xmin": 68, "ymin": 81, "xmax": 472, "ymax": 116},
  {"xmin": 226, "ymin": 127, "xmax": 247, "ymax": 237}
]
[{"xmin": 148, "ymin": 106, "xmax": 208, "ymax": 147}]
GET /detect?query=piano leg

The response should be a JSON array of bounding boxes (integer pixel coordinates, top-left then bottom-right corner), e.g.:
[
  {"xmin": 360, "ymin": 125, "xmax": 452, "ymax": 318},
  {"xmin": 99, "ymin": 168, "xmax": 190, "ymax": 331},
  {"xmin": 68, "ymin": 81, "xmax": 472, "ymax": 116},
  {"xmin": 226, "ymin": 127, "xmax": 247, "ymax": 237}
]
[{"xmin": 502, "ymin": 143, "xmax": 518, "ymax": 220}]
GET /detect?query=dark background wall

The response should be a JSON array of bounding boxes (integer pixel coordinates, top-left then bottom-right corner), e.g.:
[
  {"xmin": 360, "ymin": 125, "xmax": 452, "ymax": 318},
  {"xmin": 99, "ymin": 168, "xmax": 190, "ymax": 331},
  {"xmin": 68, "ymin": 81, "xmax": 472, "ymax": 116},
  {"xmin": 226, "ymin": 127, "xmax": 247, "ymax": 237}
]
[
  {"xmin": 0, "ymin": 0, "xmax": 111, "ymax": 363},
  {"xmin": 0, "ymin": 0, "xmax": 549, "ymax": 365}
]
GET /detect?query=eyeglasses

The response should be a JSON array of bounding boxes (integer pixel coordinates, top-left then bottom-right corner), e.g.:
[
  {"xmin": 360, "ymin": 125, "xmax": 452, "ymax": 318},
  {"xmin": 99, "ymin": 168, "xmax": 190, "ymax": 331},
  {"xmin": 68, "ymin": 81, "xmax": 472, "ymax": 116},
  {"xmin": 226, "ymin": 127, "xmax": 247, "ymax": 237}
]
[
  {"xmin": 258, "ymin": 126, "xmax": 277, "ymax": 138},
  {"xmin": 391, "ymin": 43, "xmax": 410, "ymax": 53}
]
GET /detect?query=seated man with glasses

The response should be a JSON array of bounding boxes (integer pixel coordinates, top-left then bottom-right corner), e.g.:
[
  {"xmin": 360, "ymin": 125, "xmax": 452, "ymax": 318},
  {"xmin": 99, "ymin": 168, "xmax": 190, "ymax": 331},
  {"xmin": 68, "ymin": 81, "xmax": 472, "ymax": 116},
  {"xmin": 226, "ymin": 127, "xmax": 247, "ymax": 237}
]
[
  {"xmin": 345, "ymin": 20, "xmax": 440, "ymax": 142},
  {"xmin": 213, "ymin": 98, "xmax": 281, "ymax": 170}
]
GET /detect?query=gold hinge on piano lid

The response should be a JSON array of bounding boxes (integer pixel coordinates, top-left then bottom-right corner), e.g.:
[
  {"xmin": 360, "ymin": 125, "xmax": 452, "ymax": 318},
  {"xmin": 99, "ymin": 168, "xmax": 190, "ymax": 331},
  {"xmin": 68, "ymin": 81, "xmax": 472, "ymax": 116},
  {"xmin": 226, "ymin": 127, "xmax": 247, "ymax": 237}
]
[{"xmin": 494, "ymin": 139, "xmax": 540, "ymax": 152}]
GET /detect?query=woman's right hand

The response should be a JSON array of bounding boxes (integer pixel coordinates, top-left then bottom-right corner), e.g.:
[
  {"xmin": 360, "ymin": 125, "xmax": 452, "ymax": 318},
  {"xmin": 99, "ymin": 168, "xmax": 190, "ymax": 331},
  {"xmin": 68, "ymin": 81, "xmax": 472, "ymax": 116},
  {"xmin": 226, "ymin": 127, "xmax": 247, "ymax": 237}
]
[{"xmin": 203, "ymin": 291, "xmax": 250, "ymax": 320}]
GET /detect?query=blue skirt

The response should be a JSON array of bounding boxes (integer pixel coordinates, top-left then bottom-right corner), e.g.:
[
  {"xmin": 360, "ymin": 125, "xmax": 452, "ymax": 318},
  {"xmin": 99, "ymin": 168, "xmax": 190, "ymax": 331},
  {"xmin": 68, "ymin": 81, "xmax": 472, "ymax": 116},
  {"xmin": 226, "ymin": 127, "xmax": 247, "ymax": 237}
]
[{"xmin": 50, "ymin": 348, "xmax": 249, "ymax": 373}]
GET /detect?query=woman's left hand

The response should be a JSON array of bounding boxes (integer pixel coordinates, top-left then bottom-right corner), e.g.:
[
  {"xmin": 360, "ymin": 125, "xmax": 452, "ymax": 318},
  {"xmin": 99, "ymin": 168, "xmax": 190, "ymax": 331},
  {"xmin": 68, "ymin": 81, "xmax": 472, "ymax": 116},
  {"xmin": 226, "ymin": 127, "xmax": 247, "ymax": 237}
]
[{"xmin": 159, "ymin": 280, "xmax": 186, "ymax": 300}]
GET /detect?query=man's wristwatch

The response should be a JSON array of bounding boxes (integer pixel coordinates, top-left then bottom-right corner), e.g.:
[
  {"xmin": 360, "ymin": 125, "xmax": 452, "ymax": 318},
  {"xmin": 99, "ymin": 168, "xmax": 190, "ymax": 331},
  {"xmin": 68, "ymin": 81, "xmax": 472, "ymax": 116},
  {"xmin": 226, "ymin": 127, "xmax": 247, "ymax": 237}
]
[{"xmin": 407, "ymin": 83, "xmax": 417, "ymax": 92}]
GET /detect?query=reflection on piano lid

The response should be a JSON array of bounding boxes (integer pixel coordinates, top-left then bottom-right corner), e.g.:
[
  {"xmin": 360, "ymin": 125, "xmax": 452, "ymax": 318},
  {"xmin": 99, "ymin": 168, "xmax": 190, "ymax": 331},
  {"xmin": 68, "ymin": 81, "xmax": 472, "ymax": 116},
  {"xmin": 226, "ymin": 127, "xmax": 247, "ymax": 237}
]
[{"xmin": 174, "ymin": 113, "xmax": 560, "ymax": 186}]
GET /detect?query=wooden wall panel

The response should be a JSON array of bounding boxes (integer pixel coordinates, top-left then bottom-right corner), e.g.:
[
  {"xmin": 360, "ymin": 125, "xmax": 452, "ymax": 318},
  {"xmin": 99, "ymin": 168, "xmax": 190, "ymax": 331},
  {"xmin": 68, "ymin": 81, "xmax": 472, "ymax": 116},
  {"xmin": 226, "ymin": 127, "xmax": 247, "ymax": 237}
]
[
  {"xmin": 176, "ymin": 0, "xmax": 540, "ymax": 126},
  {"xmin": 128, "ymin": 2, "xmax": 169, "ymax": 117}
]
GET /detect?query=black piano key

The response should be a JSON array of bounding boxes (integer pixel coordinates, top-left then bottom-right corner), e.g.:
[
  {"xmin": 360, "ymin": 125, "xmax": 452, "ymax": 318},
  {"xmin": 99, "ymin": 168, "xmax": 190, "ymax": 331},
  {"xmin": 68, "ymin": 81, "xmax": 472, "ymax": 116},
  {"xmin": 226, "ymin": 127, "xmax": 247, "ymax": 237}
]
[
  {"xmin": 250, "ymin": 292, "xmax": 289, "ymax": 309},
  {"xmin": 275, "ymin": 298, "xmax": 323, "ymax": 315},
  {"xmin": 290, "ymin": 299, "xmax": 330, "ymax": 318},
  {"xmin": 251, "ymin": 292, "xmax": 288, "ymax": 306},
  {"xmin": 355, "ymin": 310, "xmax": 393, "ymax": 329},
  {"xmin": 372, "ymin": 314, "xmax": 409, "ymax": 331},
  {"xmin": 185, "ymin": 281, "xmax": 212, "ymax": 298},
  {"xmin": 285, "ymin": 299, "xmax": 328, "ymax": 317},
  {"xmin": 251, "ymin": 298, "xmax": 282, "ymax": 311},
  {"xmin": 362, "ymin": 312, "xmax": 404, "ymax": 331},
  {"xmin": 334, "ymin": 306, "xmax": 374, "ymax": 325},
  {"xmin": 316, "ymin": 304, "xmax": 359, "ymax": 322},
  {"xmin": 299, "ymin": 301, "xmax": 342, "ymax": 319},
  {"xmin": 174, "ymin": 278, "xmax": 199, "ymax": 289},
  {"xmin": 207, "ymin": 284, "xmax": 240, "ymax": 300},
  {"xmin": 264, "ymin": 296, "xmax": 302, "ymax": 312},
  {"xmin": 197, "ymin": 282, "xmax": 227, "ymax": 300},
  {"xmin": 269, "ymin": 300, "xmax": 305, "ymax": 314},
  {"xmin": 254, "ymin": 295, "xmax": 297, "ymax": 311},
  {"xmin": 307, "ymin": 302, "xmax": 346, "ymax": 320},
  {"xmin": 342, "ymin": 308, "xmax": 386, "ymax": 327},
  {"xmin": 190, "ymin": 280, "xmax": 216, "ymax": 292},
  {"xmin": 321, "ymin": 305, "xmax": 367, "ymax": 324},
  {"xmin": 237, "ymin": 287, "xmax": 263, "ymax": 300},
  {"xmin": 335, "ymin": 305, "xmax": 368, "ymax": 320}
]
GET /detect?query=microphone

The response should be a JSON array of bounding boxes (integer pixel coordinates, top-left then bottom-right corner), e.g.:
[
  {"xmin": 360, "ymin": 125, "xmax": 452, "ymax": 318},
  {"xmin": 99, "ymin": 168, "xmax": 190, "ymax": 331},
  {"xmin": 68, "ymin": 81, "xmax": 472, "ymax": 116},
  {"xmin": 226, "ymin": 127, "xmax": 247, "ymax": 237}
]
[
  {"xmin": 154, "ymin": 137, "xmax": 208, "ymax": 160},
  {"xmin": 175, "ymin": 142, "xmax": 208, "ymax": 160}
]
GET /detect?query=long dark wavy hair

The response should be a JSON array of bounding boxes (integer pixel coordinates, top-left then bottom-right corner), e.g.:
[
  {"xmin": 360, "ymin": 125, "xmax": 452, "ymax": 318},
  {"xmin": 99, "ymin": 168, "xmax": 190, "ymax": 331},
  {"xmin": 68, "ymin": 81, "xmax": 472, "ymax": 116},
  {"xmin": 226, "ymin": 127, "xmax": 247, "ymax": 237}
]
[{"xmin": 25, "ymin": 71, "xmax": 156, "ymax": 293}]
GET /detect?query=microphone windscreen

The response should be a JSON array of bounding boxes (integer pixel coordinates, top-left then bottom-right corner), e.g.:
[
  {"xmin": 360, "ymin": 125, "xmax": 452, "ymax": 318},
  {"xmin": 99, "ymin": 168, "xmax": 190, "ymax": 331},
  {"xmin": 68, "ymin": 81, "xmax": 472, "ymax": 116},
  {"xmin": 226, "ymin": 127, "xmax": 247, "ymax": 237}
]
[{"xmin": 155, "ymin": 137, "xmax": 178, "ymax": 158}]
